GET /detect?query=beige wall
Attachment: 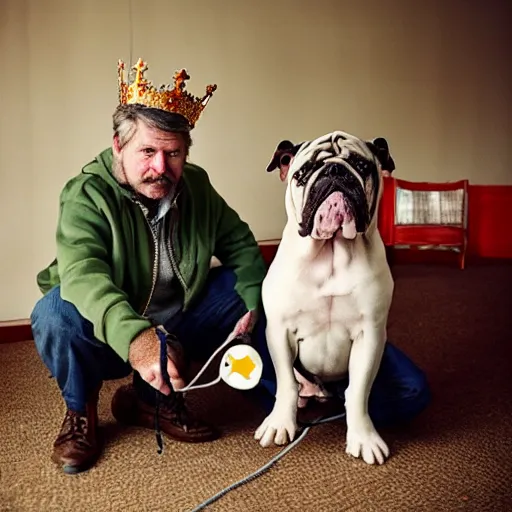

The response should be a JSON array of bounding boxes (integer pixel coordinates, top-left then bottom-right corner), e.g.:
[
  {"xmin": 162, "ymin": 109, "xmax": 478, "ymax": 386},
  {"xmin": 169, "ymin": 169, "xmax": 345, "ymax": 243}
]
[{"xmin": 1, "ymin": 0, "xmax": 511, "ymax": 320}]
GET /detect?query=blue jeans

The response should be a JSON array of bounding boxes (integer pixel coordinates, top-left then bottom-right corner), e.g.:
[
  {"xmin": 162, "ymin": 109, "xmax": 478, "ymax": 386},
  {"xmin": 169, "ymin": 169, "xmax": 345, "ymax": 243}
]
[{"xmin": 31, "ymin": 267, "xmax": 430, "ymax": 425}]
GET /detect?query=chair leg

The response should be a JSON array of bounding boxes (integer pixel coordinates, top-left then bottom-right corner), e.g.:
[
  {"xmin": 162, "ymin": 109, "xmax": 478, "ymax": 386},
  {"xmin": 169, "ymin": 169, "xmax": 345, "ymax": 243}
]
[{"xmin": 460, "ymin": 240, "xmax": 467, "ymax": 270}]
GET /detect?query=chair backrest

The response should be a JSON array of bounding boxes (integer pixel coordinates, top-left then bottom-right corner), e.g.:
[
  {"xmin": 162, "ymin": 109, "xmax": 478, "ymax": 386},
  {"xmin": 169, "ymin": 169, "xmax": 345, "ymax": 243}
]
[{"xmin": 393, "ymin": 178, "xmax": 469, "ymax": 228}]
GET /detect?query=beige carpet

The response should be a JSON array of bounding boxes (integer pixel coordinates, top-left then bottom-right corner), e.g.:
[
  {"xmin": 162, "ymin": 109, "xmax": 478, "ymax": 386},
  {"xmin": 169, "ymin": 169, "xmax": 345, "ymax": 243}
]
[{"xmin": 1, "ymin": 263, "xmax": 512, "ymax": 512}]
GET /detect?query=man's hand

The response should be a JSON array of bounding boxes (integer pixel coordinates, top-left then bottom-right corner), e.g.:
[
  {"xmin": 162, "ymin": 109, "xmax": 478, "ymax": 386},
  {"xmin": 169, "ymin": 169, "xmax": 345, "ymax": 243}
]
[
  {"xmin": 228, "ymin": 310, "xmax": 259, "ymax": 341},
  {"xmin": 128, "ymin": 327, "xmax": 186, "ymax": 395}
]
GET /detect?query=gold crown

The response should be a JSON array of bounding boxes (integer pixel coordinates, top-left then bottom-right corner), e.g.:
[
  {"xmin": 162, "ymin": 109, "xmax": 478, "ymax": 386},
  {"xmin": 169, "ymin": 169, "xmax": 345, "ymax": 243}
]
[{"xmin": 117, "ymin": 58, "xmax": 217, "ymax": 128}]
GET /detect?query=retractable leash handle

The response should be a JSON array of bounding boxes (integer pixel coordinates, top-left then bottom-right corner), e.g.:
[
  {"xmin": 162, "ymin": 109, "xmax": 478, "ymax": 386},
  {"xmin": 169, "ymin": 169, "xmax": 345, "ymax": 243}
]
[
  {"xmin": 157, "ymin": 327, "xmax": 173, "ymax": 390},
  {"xmin": 155, "ymin": 326, "xmax": 173, "ymax": 454}
]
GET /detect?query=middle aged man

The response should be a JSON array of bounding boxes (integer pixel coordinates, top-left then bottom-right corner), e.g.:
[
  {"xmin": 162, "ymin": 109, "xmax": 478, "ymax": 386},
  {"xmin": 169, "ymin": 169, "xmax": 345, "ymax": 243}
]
[{"xmin": 30, "ymin": 59, "xmax": 269, "ymax": 475}]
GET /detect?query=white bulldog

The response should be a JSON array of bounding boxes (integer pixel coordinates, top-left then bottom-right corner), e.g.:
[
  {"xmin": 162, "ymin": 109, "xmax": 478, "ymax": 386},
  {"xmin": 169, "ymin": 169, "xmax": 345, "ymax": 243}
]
[{"xmin": 255, "ymin": 131, "xmax": 395, "ymax": 465}]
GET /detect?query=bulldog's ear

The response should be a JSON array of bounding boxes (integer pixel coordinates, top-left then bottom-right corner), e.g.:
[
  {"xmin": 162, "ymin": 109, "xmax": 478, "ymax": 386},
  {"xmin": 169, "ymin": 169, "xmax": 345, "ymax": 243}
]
[
  {"xmin": 266, "ymin": 140, "xmax": 299, "ymax": 175},
  {"xmin": 367, "ymin": 137, "xmax": 395, "ymax": 173}
]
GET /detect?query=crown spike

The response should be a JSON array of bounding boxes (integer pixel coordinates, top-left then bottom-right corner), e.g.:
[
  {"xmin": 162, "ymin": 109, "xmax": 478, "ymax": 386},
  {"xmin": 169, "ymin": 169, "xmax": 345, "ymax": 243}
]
[{"xmin": 117, "ymin": 58, "xmax": 217, "ymax": 128}]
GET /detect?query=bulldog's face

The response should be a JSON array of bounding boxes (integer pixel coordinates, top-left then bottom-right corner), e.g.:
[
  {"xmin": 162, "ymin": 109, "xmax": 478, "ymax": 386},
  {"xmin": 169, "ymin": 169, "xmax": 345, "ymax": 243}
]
[{"xmin": 267, "ymin": 132, "xmax": 394, "ymax": 241}]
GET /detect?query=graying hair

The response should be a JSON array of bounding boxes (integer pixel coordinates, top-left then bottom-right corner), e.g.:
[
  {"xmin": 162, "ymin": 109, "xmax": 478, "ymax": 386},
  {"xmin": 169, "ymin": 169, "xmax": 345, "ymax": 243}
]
[{"xmin": 112, "ymin": 104, "xmax": 192, "ymax": 151}]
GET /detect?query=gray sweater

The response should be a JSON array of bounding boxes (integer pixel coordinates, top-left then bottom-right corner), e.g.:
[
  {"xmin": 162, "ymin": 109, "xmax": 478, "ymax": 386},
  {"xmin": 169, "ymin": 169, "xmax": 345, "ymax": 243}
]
[{"xmin": 143, "ymin": 195, "xmax": 183, "ymax": 327}]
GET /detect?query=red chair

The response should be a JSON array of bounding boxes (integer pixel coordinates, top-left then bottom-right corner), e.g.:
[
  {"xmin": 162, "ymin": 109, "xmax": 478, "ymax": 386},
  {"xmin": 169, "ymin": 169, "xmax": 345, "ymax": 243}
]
[{"xmin": 384, "ymin": 178, "xmax": 469, "ymax": 269}]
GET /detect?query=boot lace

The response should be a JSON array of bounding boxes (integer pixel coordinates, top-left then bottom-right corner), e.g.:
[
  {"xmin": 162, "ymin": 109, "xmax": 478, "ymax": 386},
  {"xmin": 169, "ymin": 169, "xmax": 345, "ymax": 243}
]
[{"xmin": 57, "ymin": 411, "xmax": 91, "ymax": 449}]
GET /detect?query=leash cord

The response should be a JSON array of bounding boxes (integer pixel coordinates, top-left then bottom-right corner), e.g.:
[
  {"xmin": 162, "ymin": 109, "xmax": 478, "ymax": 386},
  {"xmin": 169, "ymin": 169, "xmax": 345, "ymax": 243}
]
[
  {"xmin": 190, "ymin": 412, "xmax": 346, "ymax": 512},
  {"xmin": 154, "ymin": 328, "xmax": 347, "ymax": 510}
]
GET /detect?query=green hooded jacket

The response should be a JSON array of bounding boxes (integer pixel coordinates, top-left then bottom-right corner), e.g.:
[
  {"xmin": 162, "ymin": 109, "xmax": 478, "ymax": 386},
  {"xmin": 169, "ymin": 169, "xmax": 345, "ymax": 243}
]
[{"xmin": 36, "ymin": 148, "xmax": 267, "ymax": 362}]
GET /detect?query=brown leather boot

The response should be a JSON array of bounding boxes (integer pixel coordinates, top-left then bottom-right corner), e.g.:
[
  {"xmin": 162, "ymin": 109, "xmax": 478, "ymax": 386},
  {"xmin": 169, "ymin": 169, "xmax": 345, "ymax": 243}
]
[
  {"xmin": 51, "ymin": 389, "xmax": 101, "ymax": 474},
  {"xmin": 111, "ymin": 384, "xmax": 220, "ymax": 443}
]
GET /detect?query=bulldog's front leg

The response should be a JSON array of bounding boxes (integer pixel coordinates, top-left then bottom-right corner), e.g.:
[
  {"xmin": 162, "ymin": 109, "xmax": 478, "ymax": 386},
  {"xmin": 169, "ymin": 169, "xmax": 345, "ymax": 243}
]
[
  {"xmin": 254, "ymin": 323, "xmax": 299, "ymax": 447},
  {"xmin": 345, "ymin": 325, "xmax": 390, "ymax": 465}
]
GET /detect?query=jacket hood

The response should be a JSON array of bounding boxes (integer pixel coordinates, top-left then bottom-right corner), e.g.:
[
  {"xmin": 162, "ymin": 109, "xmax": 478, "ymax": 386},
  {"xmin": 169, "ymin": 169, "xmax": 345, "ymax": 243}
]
[{"xmin": 82, "ymin": 147, "xmax": 133, "ymax": 198}]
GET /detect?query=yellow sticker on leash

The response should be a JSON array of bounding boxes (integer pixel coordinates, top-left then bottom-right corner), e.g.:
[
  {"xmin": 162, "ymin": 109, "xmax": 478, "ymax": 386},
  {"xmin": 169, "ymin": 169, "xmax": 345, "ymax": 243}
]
[{"xmin": 219, "ymin": 345, "xmax": 263, "ymax": 390}]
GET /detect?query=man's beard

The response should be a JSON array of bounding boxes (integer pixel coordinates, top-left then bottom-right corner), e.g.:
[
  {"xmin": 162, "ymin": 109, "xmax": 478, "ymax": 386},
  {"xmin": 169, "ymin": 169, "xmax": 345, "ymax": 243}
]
[{"xmin": 113, "ymin": 157, "xmax": 176, "ymax": 203}]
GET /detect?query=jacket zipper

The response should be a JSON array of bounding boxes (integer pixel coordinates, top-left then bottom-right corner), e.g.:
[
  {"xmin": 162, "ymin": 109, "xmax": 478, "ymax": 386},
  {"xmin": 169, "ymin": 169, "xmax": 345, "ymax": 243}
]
[{"xmin": 137, "ymin": 201, "xmax": 159, "ymax": 316}]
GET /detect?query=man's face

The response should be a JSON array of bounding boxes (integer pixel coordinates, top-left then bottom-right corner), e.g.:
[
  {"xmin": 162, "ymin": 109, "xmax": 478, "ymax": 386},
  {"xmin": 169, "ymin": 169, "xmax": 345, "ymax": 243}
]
[{"xmin": 113, "ymin": 121, "xmax": 187, "ymax": 200}]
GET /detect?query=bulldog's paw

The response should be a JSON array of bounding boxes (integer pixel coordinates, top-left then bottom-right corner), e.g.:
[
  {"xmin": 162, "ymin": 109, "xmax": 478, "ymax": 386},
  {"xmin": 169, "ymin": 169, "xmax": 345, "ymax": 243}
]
[
  {"xmin": 346, "ymin": 420, "xmax": 390, "ymax": 465},
  {"xmin": 254, "ymin": 410, "xmax": 298, "ymax": 447}
]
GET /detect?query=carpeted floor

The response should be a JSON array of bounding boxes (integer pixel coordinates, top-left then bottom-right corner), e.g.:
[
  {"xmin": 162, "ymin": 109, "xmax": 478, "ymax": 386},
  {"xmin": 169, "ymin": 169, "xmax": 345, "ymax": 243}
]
[{"xmin": 1, "ymin": 263, "xmax": 512, "ymax": 512}]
